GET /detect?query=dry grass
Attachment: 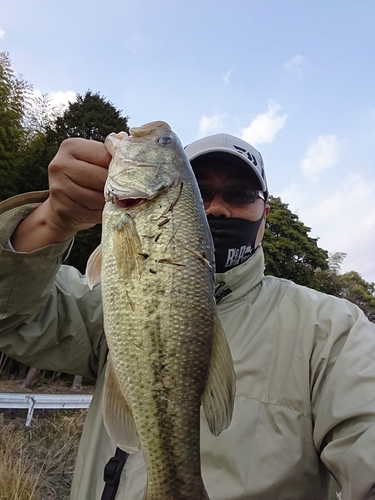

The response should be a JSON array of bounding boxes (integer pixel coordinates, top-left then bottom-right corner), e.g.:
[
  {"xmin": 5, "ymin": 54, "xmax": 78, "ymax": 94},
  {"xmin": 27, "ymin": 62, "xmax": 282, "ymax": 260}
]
[
  {"xmin": 0, "ymin": 422, "xmax": 40, "ymax": 499},
  {"xmin": 0, "ymin": 410, "xmax": 86, "ymax": 500},
  {"xmin": 0, "ymin": 408, "xmax": 341, "ymax": 500}
]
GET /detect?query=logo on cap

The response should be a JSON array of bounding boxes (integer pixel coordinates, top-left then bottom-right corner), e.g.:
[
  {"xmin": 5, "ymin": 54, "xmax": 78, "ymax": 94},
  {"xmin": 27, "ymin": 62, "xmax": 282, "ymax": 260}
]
[{"xmin": 233, "ymin": 145, "xmax": 258, "ymax": 166}]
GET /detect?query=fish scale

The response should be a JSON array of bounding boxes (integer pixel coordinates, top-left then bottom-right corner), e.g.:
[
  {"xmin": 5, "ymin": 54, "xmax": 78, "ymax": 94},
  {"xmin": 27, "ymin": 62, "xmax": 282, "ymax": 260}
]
[{"xmin": 87, "ymin": 121, "xmax": 235, "ymax": 499}]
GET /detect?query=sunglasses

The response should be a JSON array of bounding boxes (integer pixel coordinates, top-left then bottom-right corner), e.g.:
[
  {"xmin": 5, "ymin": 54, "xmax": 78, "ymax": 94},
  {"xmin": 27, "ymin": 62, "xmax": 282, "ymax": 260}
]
[{"xmin": 199, "ymin": 185, "xmax": 265, "ymax": 205}]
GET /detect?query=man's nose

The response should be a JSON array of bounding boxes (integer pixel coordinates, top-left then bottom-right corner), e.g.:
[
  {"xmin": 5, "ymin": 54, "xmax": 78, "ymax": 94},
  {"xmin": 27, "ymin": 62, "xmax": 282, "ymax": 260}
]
[{"xmin": 204, "ymin": 194, "xmax": 231, "ymax": 218}]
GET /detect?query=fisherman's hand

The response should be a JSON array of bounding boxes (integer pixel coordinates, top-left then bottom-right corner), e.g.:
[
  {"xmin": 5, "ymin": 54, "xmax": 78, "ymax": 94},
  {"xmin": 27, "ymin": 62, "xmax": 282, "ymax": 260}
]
[
  {"xmin": 47, "ymin": 138, "xmax": 110, "ymax": 234},
  {"xmin": 11, "ymin": 138, "xmax": 111, "ymax": 252}
]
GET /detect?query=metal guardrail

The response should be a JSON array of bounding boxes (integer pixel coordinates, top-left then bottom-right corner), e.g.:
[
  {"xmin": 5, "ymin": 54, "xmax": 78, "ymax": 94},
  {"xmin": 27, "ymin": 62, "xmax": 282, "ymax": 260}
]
[{"xmin": 0, "ymin": 392, "xmax": 93, "ymax": 426}]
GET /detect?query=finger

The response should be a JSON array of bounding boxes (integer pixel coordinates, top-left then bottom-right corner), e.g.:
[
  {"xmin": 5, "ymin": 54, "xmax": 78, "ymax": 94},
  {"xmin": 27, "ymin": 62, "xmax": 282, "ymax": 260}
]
[
  {"xmin": 49, "ymin": 139, "xmax": 110, "ymax": 193},
  {"xmin": 60, "ymin": 137, "xmax": 112, "ymax": 168},
  {"xmin": 49, "ymin": 189, "xmax": 105, "ymax": 230},
  {"xmin": 50, "ymin": 158, "xmax": 108, "ymax": 193},
  {"xmin": 50, "ymin": 181, "xmax": 106, "ymax": 212}
]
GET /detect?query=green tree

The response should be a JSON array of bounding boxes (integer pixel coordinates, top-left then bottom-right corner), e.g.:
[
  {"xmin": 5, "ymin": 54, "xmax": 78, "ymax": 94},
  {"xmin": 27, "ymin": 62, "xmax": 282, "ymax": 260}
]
[
  {"xmin": 13, "ymin": 90, "xmax": 130, "ymax": 197},
  {"xmin": 263, "ymin": 196, "xmax": 329, "ymax": 288},
  {"xmin": 316, "ymin": 252, "xmax": 375, "ymax": 322},
  {"xmin": 315, "ymin": 251, "xmax": 347, "ymax": 296},
  {"xmin": 0, "ymin": 53, "xmax": 56, "ymax": 200},
  {"xmin": 23, "ymin": 92, "xmax": 58, "ymax": 141},
  {"xmin": 8, "ymin": 89, "xmax": 129, "ymax": 272},
  {"xmin": 0, "ymin": 51, "xmax": 32, "ymax": 200},
  {"xmin": 47, "ymin": 90, "xmax": 129, "ymax": 143},
  {"xmin": 1, "ymin": 62, "xmax": 130, "ymax": 380},
  {"xmin": 339, "ymin": 271, "xmax": 375, "ymax": 322},
  {"xmin": 42, "ymin": 91, "xmax": 130, "ymax": 272}
]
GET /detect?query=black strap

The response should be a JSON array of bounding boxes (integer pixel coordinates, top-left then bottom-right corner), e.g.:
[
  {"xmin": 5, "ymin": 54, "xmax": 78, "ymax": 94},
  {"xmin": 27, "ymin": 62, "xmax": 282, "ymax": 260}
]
[{"xmin": 101, "ymin": 447, "xmax": 129, "ymax": 500}]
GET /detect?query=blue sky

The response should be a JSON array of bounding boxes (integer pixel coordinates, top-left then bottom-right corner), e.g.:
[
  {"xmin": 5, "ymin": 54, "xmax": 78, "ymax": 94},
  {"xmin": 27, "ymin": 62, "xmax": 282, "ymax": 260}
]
[{"xmin": 1, "ymin": 0, "xmax": 375, "ymax": 282}]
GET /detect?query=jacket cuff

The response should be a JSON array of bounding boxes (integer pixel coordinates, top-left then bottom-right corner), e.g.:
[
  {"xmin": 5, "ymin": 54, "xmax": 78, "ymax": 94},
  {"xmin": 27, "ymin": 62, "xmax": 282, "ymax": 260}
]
[
  {"xmin": 0, "ymin": 191, "xmax": 50, "ymax": 247},
  {"xmin": 0, "ymin": 191, "xmax": 73, "ymax": 259}
]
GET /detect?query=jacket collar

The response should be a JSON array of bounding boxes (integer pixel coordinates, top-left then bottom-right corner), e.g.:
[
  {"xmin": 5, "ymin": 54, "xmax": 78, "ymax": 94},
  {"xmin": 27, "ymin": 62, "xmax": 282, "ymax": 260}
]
[{"xmin": 214, "ymin": 245, "xmax": 265, "ymax": 307}]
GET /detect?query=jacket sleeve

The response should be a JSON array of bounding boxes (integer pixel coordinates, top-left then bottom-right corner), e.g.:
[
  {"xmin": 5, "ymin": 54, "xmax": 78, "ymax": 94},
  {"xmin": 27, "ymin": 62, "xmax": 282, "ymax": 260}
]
[
  {"xmin": 310, "ymin": 294, "xmax": 375, "ymax": 500},
  {"xmin": 0, "ymin": 192, "xmax": 107, "ymax": 379}
]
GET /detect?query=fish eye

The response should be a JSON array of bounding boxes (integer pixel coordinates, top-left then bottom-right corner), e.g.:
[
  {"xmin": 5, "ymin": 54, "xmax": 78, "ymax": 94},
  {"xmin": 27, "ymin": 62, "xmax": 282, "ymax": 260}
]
[{"xmin": 157, "ymin": 135, "xmax": 173, "ymax": 145}]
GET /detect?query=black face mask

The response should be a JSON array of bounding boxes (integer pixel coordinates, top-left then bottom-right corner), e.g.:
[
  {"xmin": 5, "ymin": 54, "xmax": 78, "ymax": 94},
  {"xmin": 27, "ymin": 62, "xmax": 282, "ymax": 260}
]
[{"xmin": 208, "ymin": 215, "xmax": 264, "ymax": 273}]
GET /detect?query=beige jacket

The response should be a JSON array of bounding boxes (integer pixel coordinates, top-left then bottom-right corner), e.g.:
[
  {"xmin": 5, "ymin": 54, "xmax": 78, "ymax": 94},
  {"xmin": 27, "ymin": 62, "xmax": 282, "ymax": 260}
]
[{"xmin": 1, "ymin": 193, "xmax": 375, "ymax": 500}]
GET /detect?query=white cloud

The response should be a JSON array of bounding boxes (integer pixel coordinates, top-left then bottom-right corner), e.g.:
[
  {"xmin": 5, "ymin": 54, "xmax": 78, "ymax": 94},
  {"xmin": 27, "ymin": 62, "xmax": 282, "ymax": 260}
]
[
  {"xmin": 278, "ymin": 173, "xmax": 375, "ymax": 282},
  {"xmin": 241, "ymin": 100, "xmax": 287, "ymax": 146},
  {"xmin": 278, "ymin": 182, "xmax": 304, "ymax": 210},
  {"xmin": 198, "ymin": 113, "xmax": 225, "ymax": 137},
  {"xmin": 283, "ymin": 54, "xmax": 306, "ymax": 75},
  {"xmin": 299, "ymin": 173, "xmax": 375, "ymax": 281},
  {"xmin": 301, "ymin": 135, "xmax": 338, "ymax": 180},
  {"xmin": 222, "ymin": 69, "xmax": 232, "ymax": 85},
  {"xmin": 32, "ymin": 89, "xmax": 76, "ymax": 117},
  {"xmin": 128, "ymin": 34, "xmax": 144, "ymax": 54},
  {"xmin": 303, "ymin": 174, "xmax": 370, "ymax": 222},
  {"xmin": 0, "ymin": 28, "xmax": 5, "ymax": 39},
  {"xmin": 48, "ymin": 90, "xmax": 76, "ymax": 111}
]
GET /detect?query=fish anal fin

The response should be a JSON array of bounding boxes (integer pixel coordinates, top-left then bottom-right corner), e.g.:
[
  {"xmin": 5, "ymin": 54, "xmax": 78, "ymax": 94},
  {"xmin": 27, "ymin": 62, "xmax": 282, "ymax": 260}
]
[
  {"xmin": 202, "ymin": 314, "xmax": 236, "ymax": 436},
  {"xmin": 85, "ymin": 244, "xmax": 102, "ymax": 289},
  {"xmin": 103, "ymin": 357, "xmax": 140, "ymax": 453}
]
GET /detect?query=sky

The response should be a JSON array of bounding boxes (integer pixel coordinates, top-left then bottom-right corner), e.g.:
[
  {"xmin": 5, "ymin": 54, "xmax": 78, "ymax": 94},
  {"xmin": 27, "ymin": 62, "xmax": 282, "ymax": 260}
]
[{"xmin": 1, "ymin": 0, "xmax": 375, "ymax": 282}]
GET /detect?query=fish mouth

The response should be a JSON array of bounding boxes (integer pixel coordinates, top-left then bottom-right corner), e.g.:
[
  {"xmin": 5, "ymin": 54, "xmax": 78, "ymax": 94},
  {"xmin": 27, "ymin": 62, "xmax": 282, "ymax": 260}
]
[
  {"xmin": 113, "ymin": 198, "xmax": 145, "ymax": 209},
  {"xmin": 105, "ymin": 179, "xmax": 153, "ymax": 208}
]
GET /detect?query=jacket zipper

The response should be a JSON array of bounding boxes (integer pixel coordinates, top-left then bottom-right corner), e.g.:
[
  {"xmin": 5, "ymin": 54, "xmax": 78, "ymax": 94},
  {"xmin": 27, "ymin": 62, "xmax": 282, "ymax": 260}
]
[{"xmin": 215, "ymin": 282, "xmax": 232, "ymax": 304}]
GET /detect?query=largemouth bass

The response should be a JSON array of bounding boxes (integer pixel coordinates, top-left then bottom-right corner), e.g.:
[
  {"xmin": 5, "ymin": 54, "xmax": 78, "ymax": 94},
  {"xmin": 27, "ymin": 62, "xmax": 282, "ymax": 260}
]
[{"xmin": 87, "ymin": 121, "xmax": 235, "ymax": 499}]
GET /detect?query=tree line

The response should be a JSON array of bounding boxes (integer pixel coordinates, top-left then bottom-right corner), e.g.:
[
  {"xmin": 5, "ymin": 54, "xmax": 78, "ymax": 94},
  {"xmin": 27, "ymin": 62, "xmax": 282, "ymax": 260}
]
[{"xmin": 1, "ymin": 50, "xmax": 374, "ymax": 383}]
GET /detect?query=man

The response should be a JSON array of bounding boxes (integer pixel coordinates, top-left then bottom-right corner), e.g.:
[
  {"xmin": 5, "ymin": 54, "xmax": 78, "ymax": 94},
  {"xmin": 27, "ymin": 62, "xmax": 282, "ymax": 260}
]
[{"xmin": 0, "ymin": 132, "xmax": 375, "ymax": 500}]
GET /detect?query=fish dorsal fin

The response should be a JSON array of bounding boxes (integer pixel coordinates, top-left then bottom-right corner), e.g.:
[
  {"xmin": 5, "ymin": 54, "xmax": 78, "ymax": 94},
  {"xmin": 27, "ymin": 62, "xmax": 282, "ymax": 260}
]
[
  {"xmin": 202, "ymin": 314, "xmax": 236, "ymax": 436},
  {"xmin": 86, "ymin": 244, "xmax": 102, "ymax": 289},
  {"xmin": 103, "ymin": 357, "xmax": 140, "ymax": 454},
  {"xmin": 130, "ymin": 121, "xmax": 171, "ymax": 138}
]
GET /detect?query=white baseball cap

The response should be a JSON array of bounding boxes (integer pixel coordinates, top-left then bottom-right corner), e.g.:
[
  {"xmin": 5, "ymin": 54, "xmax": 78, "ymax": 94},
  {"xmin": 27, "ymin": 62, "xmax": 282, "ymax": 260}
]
[{"xmin": 185, "ymin": 133, "xmax": 268, "ymax": 199}]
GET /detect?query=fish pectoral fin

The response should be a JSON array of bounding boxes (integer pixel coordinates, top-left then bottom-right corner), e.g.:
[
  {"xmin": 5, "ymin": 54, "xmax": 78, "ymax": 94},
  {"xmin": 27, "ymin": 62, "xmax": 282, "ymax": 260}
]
[
  {"xmin": 202, "ymin": 314, "xmax": 236, "ymax": 437},
  {"xmin": 115, "ymin": 215, "xmax": 143, "ymax": 279},
  {"xmin": 86, "ymin": 244, "xmax": 102, "ymax": 289},
  {"xmin": 103, "ymin": 358, "xmax": 140, "ymax": 454}
]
